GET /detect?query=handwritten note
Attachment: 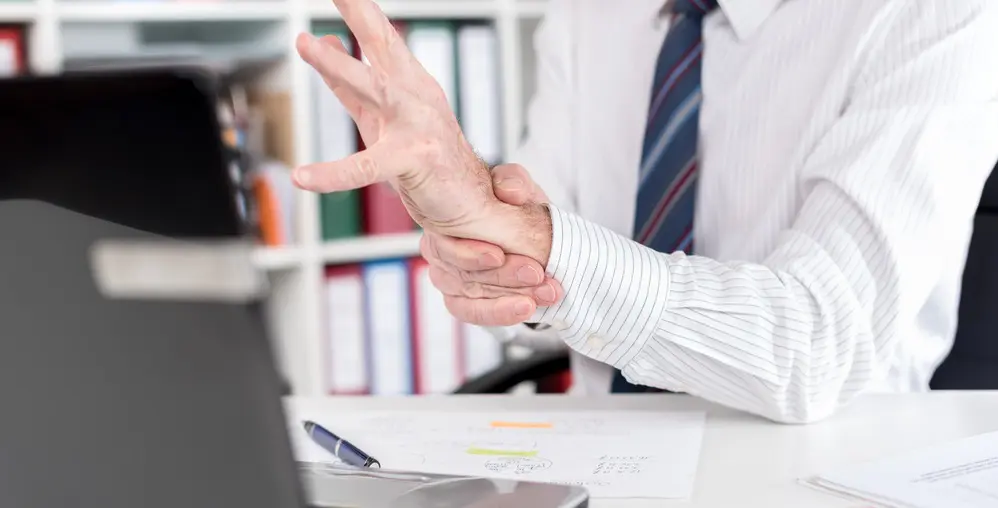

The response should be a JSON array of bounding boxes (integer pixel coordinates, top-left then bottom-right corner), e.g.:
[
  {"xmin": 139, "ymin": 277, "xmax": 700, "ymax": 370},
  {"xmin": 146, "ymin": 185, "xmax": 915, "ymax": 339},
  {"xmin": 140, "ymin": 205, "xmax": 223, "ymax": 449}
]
[{"xmin": 287, "ymin": 409, "xmax": 706, "ymax": 499}]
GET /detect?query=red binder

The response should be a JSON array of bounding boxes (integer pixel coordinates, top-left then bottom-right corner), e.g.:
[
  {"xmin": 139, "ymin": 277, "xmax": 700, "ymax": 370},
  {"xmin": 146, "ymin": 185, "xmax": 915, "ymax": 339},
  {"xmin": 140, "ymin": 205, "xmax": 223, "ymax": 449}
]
[
  {"xmin": 0, "ymin": 26, "xmax": 25, "ymax": 76},
  {"xmin": 362, "ymin": 183, "xmax": 415, "ymax": 234}
]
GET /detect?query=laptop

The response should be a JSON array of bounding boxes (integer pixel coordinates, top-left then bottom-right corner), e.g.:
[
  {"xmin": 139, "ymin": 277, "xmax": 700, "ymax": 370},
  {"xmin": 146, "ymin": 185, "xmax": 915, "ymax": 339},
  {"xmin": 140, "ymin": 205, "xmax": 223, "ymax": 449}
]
[{"xmin": 0, "ymin": 70, "xmax": 588, "ymax": 508}]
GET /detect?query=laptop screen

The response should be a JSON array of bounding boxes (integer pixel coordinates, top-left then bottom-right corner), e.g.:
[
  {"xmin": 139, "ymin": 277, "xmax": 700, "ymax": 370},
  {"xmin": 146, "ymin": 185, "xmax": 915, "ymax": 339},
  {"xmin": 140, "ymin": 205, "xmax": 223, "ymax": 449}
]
[{"xmin": 0, "ymin": 70, "xmax": 243, "ymax": 238}]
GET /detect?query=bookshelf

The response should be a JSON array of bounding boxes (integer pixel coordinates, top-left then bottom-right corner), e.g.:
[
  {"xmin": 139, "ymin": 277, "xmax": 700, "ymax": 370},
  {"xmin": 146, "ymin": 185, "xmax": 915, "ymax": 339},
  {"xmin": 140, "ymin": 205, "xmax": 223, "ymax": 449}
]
[
  {"xmin": 12, "ymin": 0, "xmax": 549, "ymax": 396},
  {"xmin": 56, "ymin": 2, "xmax": 288, "ymax": 21},
  {"xmin": 0, "ymin": 2, "xmax": 37, "ymax": 22}
]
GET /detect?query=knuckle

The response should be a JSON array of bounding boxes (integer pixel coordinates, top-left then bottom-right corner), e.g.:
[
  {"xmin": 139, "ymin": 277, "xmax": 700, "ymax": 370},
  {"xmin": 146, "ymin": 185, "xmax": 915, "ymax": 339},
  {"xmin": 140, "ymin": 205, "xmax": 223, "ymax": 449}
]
[
  {"xmin": 431, "ymin": 238, "xmax": 448, "ymax": 264},
  {"xmin": 413, "ymin": 137, "xmax": 444, "ymax": 164},
  {"xmin": 486, "ymin": 268, "xmax": 502, "ymax": 287},
  {"xmin": 471, "ymin": 302, "xmax": 490, "ymax": 325},
  {"xmin": 419, "ymin": 235, "xmax": 432, "ymax": 260},
  {"xmin": 370, "ymin": 68, "xmax": 390, "ymax": 99},
  {"xmin": 455, "ymin": 266, "xmax": 474, "ymax": 283},
  {"xmin": 351, "ymin": 155, "xmax": 379, "ymax": 185},
  {"xmin": 461, "ymin": 280, "xmax": 482, "ymax": 299},
  {"xmin": 436, "ymin": 238, "xmax": 461, "ymax": 265},
  {"xmin": 424, "ymin": 234, "xmax": 442, "ymax": 263}
]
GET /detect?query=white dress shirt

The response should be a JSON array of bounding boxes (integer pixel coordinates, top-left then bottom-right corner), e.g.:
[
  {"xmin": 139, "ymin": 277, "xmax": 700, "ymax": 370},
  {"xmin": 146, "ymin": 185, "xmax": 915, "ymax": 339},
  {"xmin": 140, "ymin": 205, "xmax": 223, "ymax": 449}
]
[{"xmin": 496, "ymin": 0, "xmax": 998, "ymax": 423}]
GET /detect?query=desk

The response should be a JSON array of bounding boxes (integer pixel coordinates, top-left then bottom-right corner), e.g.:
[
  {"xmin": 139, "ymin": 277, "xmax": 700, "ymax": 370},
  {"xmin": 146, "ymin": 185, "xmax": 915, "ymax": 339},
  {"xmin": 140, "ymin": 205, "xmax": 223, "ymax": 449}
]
[{"xmin": 287, "ymin": 392, "xmax": 998, "ymax": 508}]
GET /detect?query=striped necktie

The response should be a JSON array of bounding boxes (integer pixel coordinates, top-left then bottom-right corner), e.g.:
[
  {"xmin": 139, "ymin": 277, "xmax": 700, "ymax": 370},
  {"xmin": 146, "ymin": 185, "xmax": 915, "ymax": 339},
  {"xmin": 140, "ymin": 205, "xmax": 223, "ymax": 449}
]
[{"xmin": 611, "ymin": 0, "xmax": 718, "ymax": 394}]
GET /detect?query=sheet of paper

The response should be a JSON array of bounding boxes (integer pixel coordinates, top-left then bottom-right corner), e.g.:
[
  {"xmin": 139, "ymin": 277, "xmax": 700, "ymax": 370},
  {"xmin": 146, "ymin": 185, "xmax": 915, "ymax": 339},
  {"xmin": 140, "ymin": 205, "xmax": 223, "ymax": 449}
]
[
  {"xmin": 804, "ymin": 430, "xmax": 998, "ymax": 508},
  {"xmin": 287, "ymin": 409, "xmax": 706, "ymax": 499}
]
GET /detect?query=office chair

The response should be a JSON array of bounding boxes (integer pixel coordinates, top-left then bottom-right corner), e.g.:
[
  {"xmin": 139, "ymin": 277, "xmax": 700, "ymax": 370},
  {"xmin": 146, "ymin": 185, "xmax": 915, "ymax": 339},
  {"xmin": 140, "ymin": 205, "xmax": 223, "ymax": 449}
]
[
  {"xmin": 453, "ymin": 349, "xmax": 572, "ymax": 394},
  {"xmin": 455, "ymin": 161, "xmax": 998, "ymax": 394},
  {"xmin": 930, "ymin": 161, "xmax": 998, "ymax": 389}
]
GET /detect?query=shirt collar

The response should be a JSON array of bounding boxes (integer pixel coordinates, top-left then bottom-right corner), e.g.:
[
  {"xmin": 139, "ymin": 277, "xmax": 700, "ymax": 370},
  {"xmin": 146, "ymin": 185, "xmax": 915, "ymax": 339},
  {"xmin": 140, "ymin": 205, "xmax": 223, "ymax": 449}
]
[{"xmin": 715, "ymin": 0, "xmax": 783, "ymax": 40}]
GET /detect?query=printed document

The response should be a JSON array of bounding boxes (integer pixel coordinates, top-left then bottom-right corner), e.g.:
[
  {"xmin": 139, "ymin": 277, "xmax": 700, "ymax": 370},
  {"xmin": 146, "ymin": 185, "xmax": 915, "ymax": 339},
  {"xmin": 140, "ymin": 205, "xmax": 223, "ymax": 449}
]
[
  {"xmin": 804, "ymin": 430, "xmax": 998, "ymax": 508},
  {"xmin": 287, "ymin": 409, "xmax": 706, "ymax": 499}
]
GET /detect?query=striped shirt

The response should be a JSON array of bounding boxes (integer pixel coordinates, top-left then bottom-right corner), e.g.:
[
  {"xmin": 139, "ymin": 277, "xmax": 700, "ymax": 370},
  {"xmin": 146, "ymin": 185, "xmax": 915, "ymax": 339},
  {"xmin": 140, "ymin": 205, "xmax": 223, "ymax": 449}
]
[{"xmin": 499, "ymin": 0, "xmax": 998, "ymax": 423}]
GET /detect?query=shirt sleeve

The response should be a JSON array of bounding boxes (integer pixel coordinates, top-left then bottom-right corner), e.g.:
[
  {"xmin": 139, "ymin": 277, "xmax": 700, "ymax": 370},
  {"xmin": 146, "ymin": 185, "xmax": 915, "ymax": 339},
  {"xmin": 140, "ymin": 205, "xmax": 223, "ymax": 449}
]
[{"xmin": 530, "ymin": 1, "xmax": 998, "ymax": 423}]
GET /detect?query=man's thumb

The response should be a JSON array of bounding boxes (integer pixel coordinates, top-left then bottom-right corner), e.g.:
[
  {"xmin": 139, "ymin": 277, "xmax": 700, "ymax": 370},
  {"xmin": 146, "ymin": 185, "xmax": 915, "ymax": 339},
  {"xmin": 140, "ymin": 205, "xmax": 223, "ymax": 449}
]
[
  {"xmin": 293, "ymin": 142, "xmax": 392, "ymax": 193},
  {"xmin": 491, "ymin": 163, "xmax": 548, "ymax": 206}
]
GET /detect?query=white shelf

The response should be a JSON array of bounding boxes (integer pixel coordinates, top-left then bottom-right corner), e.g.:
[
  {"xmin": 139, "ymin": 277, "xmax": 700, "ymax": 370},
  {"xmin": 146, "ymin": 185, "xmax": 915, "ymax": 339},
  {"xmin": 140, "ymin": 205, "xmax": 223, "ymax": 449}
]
[
  {"xmin": 310, "ymin": 0, "xmax": 497, "ymax": 20},
  {"xmin": 253, "ymin": 232, "xmax": 424, "ymax": 270},
  {"xmin": 253, "ymin": 245, "xmax": 303, "ymax": 270},
  {"xmin": 56, "ymin": 1, "xmax": 288, "ymax": 22},
  {"xmin": 515, "ymin": 0, "xmax": 546, "ymax": 19},
  {"xmin": 317, "ymin": 231, "xmax": 423, "ymax": 265},
  {"xmin": 0, "ymin": 2, "xmax": 37, "ymax": 22}
]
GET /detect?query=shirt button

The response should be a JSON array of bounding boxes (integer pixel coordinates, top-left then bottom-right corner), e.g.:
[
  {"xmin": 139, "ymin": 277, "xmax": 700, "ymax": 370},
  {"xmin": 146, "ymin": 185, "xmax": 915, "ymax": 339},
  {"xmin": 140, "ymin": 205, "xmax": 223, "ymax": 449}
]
[
  {"xmin": 552, "ymin": 320, "xmax": 569, "ymax": 330},
  {"xmin": 586, "ymin": 333, "xmax": 605, "ymax": 349}
]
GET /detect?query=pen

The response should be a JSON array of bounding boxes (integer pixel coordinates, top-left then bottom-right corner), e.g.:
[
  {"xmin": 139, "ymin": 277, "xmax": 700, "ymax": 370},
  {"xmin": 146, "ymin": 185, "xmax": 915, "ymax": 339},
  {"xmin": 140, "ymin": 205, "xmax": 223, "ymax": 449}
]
[{"xmin": 302, "ymin": 420, "xmax": 381, "ymax": 468}]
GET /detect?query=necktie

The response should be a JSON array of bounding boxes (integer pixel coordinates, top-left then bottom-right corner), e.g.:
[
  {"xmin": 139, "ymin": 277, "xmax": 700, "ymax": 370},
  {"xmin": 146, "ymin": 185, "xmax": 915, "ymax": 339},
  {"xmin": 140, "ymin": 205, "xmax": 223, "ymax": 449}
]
[{"xmin": 611, "ymin": 0, "xmax": 718, "ymax": 393}]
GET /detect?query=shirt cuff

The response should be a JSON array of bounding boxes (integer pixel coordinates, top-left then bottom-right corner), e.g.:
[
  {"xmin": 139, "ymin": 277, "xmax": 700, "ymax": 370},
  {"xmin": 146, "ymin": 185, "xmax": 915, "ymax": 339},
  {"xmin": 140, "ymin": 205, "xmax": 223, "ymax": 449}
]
[{"xmin": 530, "ymin": 205, "xmax": 672, "ymax": 369}]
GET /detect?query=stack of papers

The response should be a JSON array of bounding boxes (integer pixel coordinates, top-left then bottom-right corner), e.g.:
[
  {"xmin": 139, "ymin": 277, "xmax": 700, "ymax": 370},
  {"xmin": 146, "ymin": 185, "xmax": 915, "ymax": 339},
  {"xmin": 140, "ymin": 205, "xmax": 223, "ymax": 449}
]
[
  {"xmin": 803, "ymin": 430, "xmax": 998, "ymax": 507},
  {"xmin": 287, "ymin": 409, "xmax": 706, "ymax": 499}
]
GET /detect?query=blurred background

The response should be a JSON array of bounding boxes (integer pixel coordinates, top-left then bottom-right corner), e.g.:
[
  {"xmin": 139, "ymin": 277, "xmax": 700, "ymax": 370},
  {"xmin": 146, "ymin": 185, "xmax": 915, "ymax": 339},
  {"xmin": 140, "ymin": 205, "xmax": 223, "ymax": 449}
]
[{"xmin": 0, "ymin": 0, "xmax": 549, "ymax": 398}]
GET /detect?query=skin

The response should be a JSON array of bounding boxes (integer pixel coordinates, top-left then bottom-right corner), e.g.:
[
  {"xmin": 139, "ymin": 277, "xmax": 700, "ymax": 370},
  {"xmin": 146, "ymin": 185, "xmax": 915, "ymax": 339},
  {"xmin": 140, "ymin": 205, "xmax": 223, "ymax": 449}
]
[
  {"xmin": 293, "ymin": 0, "xmax": 561, "ymax": 326},
  {"xmin": 421, "ymin": 164, "xmax": 566, "ymax": 325}
]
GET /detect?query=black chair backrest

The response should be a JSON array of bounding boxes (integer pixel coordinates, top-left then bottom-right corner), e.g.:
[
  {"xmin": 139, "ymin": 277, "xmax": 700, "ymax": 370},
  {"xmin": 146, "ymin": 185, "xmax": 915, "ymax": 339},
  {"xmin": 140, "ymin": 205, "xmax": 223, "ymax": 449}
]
[{"xmin": 931, "ymin": 160, "xmax": 998, "ymax": 389}]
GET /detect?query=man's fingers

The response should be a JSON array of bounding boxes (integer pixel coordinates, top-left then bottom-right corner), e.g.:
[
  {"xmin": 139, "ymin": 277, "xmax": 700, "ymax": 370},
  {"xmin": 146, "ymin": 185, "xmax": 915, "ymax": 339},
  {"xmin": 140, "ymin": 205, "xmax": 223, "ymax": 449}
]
[
  {"xmin": 421, "ymin": 232, "xmax": 504, "ymax": 271},
  {"xmin": 428, "ymin": 265, "xmax": 562, "ymax": 306},
  {"xmin": 471, "ymin": 255, "xmax": 549, "ymax": 289},
  {"xmin": 430, "ymin": 266, "xmax": 520, "ymax": 299},
  {"xmin": 296, "ymin": 32, "xmax": 378, "ymax": 109},
  {"xmin": 319, "ymin": 33, "xmax": 351, "ymax": 57},
  {"xmin": 491, "ymin": 163, "xmax": 541, "ymax": 206},
  {"xmin": 422, "ymin": 233, "xmax": 558, "ymax": 292},
  {"xmin": 444, "ymin": 295, "xmax": 536, "ymax": 327},
  {"xmin": 294, "ymin": 139, "xmax": 396, "ymax": 192},
  {"xmin": 330, "ymin": 0, "xmax": 401, "ymax": 69}
]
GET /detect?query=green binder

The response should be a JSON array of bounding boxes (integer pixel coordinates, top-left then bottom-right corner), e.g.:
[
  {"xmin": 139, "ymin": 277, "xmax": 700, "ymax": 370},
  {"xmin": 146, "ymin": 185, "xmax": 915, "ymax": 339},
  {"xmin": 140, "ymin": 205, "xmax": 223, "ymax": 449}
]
[{"xmin": 320, "ymin": 191, "xmax": 361, "ymax": 240}]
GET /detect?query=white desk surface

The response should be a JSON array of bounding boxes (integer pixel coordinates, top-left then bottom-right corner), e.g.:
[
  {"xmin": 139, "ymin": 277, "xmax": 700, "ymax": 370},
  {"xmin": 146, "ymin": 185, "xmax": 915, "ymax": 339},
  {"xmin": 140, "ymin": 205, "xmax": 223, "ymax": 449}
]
[{"xmin": 287, "ymin": 392, "xmax": 998, "ymax": 508}]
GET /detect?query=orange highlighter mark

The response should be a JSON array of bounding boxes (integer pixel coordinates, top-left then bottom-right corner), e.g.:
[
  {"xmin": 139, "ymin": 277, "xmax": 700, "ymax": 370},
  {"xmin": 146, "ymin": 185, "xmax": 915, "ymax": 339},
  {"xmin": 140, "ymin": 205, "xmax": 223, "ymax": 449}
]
[{"xmin": 490, "ymin": 421, "xmax": 554, "ymax": 429}]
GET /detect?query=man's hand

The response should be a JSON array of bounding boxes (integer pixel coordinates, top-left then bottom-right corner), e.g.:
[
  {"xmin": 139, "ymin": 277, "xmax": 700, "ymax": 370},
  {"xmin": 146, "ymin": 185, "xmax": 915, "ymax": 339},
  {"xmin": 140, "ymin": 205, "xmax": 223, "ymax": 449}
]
[
  {"xmin": 421, "ymin": 164, "xmax": 564, "ymax": 326},
  {"xmin": 293, "ymin": 0, "xmax": 550, "ymax": 264}
]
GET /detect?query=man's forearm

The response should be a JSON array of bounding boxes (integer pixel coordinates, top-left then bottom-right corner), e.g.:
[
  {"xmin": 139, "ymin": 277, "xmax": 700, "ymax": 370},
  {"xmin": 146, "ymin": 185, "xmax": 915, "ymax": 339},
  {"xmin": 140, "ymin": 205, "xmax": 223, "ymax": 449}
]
[{"xmin": 530, "ymin": 205, "xmax": 884, "ymax": 424}]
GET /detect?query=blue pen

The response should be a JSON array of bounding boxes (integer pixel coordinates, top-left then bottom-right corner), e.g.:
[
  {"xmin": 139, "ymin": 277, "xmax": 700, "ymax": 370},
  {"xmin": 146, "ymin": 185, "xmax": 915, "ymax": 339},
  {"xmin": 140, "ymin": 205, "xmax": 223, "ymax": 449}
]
[{"xmin": 303, "ymin": 420, "xmax": 381, "ymax": 468}]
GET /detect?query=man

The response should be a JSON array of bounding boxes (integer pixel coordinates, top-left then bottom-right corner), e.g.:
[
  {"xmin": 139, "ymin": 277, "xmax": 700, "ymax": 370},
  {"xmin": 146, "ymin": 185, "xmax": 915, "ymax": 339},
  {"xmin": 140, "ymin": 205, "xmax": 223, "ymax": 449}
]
[{"xmin": 294, "ymin": 0, "xmax": 998, "ymax": 423}]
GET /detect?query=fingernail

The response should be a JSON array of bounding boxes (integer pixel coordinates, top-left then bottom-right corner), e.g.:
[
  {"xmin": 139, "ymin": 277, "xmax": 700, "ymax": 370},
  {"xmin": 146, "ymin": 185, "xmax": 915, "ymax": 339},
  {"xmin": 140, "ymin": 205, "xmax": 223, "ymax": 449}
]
[
  {"xmin": 514, "ymin": 300, "xmax": 533, "ymax": 317},
  {"xmin": 494, "ymin": 177, "xmax": 523, "ymax": 193},
  {"xmin": 516, "ymin": 265, "xmax": 541, "ymax": 284},
  {"xmin": 480, "ymin": 252, "xmax": 502, "ymax": 268},
  {"xmin": 306, "ymin": 32, "xmax": 321, "ymax": 52},
  {"xmin": 294, "ymin": 168, "xmax": 312, "ymax": 185},
  {"xmin": 535, "ymin": 282, "xmax": 556, "ymax": 303}
]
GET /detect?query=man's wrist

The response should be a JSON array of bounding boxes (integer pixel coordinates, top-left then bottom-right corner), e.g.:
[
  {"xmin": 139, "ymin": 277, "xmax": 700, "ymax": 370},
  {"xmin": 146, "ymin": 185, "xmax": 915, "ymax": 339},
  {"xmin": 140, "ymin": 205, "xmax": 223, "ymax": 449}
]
[
  {"xmin": 480, "ymin": 200, "xmax": 552, "ymax": 266},
  {"xmin": 522, "ymin": 202, "xmax": 553, "ymax": 268}
]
